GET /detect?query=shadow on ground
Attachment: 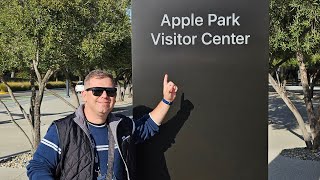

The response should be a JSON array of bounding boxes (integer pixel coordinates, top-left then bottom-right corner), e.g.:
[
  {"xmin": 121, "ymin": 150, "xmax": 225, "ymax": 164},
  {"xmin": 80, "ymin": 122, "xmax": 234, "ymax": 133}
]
[
  {"xmin": 113, "ymin": 105, "xmax": 132, "ymax": 117},
  {"xmin": 268, "ymin": 92, "xmax": 310, "ymax": 130},
  {"xmin": 0, "ymin": 111, "xmax": 74, "ymax": 124}
]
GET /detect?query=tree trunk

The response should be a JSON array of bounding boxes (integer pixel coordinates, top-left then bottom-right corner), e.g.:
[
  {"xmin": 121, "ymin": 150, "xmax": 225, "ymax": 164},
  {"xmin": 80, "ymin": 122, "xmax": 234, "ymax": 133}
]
[
  {"xmin": 29, "ymin": 68, "xmax": 36, "ymax": 150},
  {"xmin": 33, "ymin": 101, "xmax": 41, "ymax": 149},
  {"xmin": 121, "ymin": 86, "xmax": 125, "ymax": 101},
  {"xmin": 30, "ymin": 76, "xmax": 54, "ymax": 149},
  {"xmin": 31, "ymin": 44, "xmax": 55, "ymax": 149},
  {"xmin": 269, "ymin": 73, "xmax": 312, "ymax": 148},
  {"xmin": 32, "ymin": 84, "xmax": 46, "ymax": 149},
  {"xmin": 128, "ymin": 84, "xmax": 133, "ymax": 98},
  {"xmin": 309, "ymin": 69, "xmax": 319, "ymax": 99},
  {"xmin": 296, "ymin": 51, "xmax": 320, "ymax": 149},
  {"xmin": 310, "ymin": 84, "xmax": 314, "ymax": 98},
  {"xmin": 122, "ymin": 82, "xmax": 127, "ymax": 101},
  {"xmin": 123, "ymin": 76, "xmax": 131, "ymax": 100},
  {"xmin": 64, "ymin": 70, "xmax": 80, "ymax": 107},
  {"xmin": 117, "ymin": 82, "xmax": 123, "ymax": 102},
  {"xmin": 70, "ymin": 82, "xmax": 80, "ymax": 107}
]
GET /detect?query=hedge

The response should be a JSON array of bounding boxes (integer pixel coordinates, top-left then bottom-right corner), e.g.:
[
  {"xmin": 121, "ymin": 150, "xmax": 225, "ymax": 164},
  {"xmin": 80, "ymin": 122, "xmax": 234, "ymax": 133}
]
[{"xmin": 0, "ymin": 81, "xmax": 66, "ymax": 92}]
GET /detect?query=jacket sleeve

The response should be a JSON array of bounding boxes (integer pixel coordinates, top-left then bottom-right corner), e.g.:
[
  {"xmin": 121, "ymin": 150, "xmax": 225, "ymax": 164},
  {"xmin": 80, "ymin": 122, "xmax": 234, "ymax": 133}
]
[
  {"xmin": 133, "ymin": 113, "xmax": 160, "ymax": 143},
  {"xmin": 26, "ymin": 124, "xmax": 60, "ymax": 180}
]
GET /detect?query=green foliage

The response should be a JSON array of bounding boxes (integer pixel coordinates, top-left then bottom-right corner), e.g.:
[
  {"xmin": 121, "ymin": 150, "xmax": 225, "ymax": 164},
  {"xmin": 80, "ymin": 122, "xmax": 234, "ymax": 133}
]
[
  {"xmin": 0, "ymin": 81, "xmax": 66, "ymax": 92},
  {"xmin": 269, "ymin": 0, "xmax": 320, "ymax": 67},
  {"xmin": 0, "ymin": 1, "xmax": 31, "ymax": 75},
  {"xmin": 310, "ymin": 53, "xmax": 320, "ymax": 65},
  {"xmin": 0, "ymin": 0, "xmax": 131, "ymax": 78},
  {"xmin": 76, "ymin": 0, "xmax": 132, "ymax": 72},
  {"xmin": 16, "ymin": 71, "xmax": 30, "ymax": 79}
]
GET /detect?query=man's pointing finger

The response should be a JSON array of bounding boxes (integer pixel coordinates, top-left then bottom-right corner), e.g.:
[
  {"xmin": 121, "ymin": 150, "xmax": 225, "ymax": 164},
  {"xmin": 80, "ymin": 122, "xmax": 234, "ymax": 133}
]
[{"xmin": 163, "ymin": 74, "xmax": 168, "ymax": 86}]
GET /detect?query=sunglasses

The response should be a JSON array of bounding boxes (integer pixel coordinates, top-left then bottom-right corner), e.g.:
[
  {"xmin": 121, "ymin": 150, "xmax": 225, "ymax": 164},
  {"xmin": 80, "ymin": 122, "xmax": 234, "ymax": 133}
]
[{"xmin": 85, "ymin": 87, "xmax": 117, "ymax": 97}]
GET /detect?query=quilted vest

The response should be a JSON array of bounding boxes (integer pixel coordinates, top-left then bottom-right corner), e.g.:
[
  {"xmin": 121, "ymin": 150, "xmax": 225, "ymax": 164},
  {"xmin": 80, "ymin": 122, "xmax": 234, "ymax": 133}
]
[
  {"xmin": 52, "ymin": 111, "xmax": 136, "ymax": 180},
  {"xmin": 54, "ymin": 113, "xmax": 95, "ymax": 180}
]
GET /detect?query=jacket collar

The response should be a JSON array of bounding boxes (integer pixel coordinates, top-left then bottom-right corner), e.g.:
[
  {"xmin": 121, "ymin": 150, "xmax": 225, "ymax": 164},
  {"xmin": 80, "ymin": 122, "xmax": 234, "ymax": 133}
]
[{"xmin": 73, "ymin": 104, "xmax": 122, "ymax": 138}]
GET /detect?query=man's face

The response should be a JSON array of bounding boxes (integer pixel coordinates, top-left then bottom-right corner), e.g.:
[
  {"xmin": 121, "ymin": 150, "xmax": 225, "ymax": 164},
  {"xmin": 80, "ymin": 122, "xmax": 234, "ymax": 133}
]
[{"xmin": 82, "ymin": 77, "xmax": 116, "ymax": 117}]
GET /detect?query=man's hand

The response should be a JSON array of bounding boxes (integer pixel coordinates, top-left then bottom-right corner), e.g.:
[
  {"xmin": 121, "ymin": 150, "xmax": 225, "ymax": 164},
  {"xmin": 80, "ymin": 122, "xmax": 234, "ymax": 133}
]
[
  {"xmin": 149, "ymin": 74, "xmax": 178, "ymax": 125},
  {"xmin": 163, "ymin": 74, "xmax": 178, "ymax": 102}
]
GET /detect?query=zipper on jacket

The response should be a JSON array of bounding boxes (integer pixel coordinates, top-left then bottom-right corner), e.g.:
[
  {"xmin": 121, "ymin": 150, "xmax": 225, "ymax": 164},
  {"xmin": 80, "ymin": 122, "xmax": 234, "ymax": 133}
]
[
  {"xmin": 76, "ymin": 119, "xmax": 96, "ymax": 180},
  {"xmin": 112, "ymin": 118, "xmax": 131, "ymax": 180}
]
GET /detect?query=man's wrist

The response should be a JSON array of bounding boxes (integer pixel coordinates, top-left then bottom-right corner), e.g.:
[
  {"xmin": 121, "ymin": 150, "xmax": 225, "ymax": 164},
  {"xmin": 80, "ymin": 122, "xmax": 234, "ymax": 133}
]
[{"xmin": 162, "ymin": 98, "xmax": 173, "ymax": 105}]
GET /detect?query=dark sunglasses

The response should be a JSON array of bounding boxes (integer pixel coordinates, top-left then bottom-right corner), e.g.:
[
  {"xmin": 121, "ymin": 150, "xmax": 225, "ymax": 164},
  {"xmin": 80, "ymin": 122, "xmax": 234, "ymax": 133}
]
[{"xmin": 85, "ymin": 87, "xmax": 117, "ymax": 97}]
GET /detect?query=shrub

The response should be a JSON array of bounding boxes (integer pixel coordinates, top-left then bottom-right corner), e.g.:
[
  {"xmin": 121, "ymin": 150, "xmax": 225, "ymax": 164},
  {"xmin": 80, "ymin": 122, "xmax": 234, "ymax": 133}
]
[
  {"xmin": 46, "ymin": 81, "xmax": 66, "ymax": 89},
  {"xmin": 0, "ymin": 81, "xmax": 66, "ymax": 92},
  {"xmin": 4, "ymin": 82, "xmax": 30, "ymax": 92},
  {"xmin": 0, "ymin": 83, "xmax": 7, "ymax": 92}
]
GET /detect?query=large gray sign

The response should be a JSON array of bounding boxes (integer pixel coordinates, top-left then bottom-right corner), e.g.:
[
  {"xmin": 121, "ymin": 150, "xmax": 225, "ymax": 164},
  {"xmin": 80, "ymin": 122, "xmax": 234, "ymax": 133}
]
[{"xmin": 132, "ymin": 0, "xmax": 268, "ymax": 179}]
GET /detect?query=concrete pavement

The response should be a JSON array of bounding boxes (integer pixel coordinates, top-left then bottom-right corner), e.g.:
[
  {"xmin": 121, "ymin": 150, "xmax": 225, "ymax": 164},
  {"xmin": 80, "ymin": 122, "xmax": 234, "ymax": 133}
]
[
  {"xmin": 0, "ymin": 167, "xmax": 26, "ymax": 180},
  {"xmin": 268, "ymin": 92, "xmax": 320, "ymax": 180}
]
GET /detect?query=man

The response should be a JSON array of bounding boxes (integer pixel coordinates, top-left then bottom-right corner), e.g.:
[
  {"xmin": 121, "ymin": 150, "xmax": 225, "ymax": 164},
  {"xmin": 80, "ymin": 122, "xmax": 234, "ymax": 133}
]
[{"xmin": 27, "ymin": 69, "xmax": 178, "ymax": 180}]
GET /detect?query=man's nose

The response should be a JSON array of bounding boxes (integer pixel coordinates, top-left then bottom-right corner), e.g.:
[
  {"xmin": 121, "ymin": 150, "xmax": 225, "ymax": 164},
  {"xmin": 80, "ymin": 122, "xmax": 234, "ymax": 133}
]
[
  {"xmin": 100, "ymin": 90, "xmax": 109, "ymax": 98},
  {"xmin": 101, "ymin": 91, "xmax": 108, "ymax": 97}
]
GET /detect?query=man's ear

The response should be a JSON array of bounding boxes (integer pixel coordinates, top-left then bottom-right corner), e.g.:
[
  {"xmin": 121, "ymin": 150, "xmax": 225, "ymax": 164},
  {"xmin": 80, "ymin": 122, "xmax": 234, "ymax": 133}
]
[{"xmin": 81, "ymin": 90, "xmax": 87, "ymax": 102}]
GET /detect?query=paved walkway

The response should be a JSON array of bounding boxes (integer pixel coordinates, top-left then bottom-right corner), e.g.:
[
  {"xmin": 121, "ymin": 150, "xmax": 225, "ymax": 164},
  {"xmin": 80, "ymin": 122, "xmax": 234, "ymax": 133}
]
[
  {"xmin": 268, "ymin": 91, "xmax": 320, "ymax": 180},
  {"xmin": 1, "ymin": 90, "xmax": 320, "ymax": 179}
]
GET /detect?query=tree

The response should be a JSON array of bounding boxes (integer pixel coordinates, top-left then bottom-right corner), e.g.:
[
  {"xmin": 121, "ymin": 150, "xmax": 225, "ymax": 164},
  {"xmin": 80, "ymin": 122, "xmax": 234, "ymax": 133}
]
[
  {"xmin": 270, "ymin": 0, "xmax": 320, "ymax": 149},
  {"xmin": 0, "ymin": 0, "xmax": 131, "ymax": 151},
  {"xmin": 58, "ymin": 0, "xmax": 132, "ymax": 104}
]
